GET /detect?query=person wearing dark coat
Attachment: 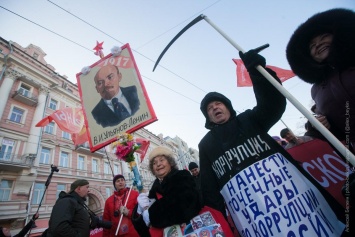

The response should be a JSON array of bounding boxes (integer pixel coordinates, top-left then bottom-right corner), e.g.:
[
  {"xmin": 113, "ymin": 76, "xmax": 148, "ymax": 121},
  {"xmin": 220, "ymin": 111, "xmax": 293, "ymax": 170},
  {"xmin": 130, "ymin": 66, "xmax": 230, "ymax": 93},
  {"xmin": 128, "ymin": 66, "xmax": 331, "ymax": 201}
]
[
  {"xmin": 188, "ymin": 162, "xmax": 203, "ymax": 205},
  {"xmin": 91, "ymin": 65, "xmax": 140, "ymax": 128},
  {"xmin": 287, "ymin": 9, "xmax": 355, "ymax": 235},
  {"xmin": 132, "ymin": 146, "xmax": 201, "ymax": 236},
  {"xmin": 46, "ymin": 179, "xmax": 91, "ymax": 237},
  {"xmin": 0, "ymin": 213, "xmax": 38, "ymax": 237},
  {"xmin": 198, "ymin": 49, "xmax": 347, "ymax": 236},
  {"xmin": 286, "ymin": 8, "xmax": 355, "ymax": 149}
]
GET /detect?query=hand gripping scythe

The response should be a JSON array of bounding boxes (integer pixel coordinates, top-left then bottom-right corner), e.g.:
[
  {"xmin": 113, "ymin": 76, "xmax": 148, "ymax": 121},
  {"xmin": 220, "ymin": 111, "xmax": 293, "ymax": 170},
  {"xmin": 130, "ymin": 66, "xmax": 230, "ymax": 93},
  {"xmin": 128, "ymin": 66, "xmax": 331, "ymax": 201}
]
[{"xmin": 153, "ymin": 14, "xmax": 355, "ymax": 166}]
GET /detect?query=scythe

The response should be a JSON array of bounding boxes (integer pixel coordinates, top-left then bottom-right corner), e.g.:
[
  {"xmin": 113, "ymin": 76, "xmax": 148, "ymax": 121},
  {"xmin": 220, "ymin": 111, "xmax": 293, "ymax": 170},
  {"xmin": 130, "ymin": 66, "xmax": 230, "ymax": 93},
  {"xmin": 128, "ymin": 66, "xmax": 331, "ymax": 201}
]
[{"xmin": 153, "ymin": 14, "xmax": 355, "ymax": 166}]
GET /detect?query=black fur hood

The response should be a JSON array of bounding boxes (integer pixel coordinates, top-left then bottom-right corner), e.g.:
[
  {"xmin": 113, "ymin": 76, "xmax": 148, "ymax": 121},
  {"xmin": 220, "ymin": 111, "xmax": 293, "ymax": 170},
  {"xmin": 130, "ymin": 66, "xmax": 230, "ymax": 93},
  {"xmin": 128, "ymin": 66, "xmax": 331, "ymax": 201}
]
[{"xmin": 286, "ymin": 8, "xmax": 355, "ymax": 84}]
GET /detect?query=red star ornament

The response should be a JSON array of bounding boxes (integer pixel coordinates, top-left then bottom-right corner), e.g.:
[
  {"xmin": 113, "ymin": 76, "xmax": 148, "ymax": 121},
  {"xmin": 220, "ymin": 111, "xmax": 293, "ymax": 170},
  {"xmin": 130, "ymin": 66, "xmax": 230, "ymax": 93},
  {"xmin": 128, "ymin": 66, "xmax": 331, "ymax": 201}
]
[{"xmin": 93, "ymin": 41, "xmax": 104, "ymax": 54}]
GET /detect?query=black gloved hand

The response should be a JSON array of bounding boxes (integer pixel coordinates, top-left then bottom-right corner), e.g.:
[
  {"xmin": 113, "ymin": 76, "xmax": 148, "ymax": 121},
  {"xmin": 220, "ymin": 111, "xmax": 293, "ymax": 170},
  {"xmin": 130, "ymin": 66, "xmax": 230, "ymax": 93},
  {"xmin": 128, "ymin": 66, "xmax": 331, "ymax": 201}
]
[
  {"xmin": 32, "ymin": 212, "xmax": 39, "ymax": 221},
  {"xmin": 239, "ymin": 50, "xmax": 266, "ymax": 75}
]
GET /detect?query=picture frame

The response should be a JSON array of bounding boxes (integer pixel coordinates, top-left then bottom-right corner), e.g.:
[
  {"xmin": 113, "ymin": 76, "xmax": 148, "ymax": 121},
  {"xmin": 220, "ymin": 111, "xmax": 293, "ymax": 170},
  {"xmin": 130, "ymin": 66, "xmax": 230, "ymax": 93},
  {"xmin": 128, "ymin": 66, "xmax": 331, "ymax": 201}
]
[{"xmin": 76, "ymin": 43, "xmax": 157, "ymax": 152}]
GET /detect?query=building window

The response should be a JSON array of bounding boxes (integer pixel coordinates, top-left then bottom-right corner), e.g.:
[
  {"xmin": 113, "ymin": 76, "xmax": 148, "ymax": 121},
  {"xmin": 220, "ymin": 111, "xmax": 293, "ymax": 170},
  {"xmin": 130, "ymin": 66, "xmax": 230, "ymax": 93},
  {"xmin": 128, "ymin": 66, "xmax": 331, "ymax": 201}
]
[
  {"xmin": 56, "ymin": 184, "xmax": 66, "ymax": 199},
  {"xmin": 0, "ymin": 139, "xmax": 15, "ymax": 160},
  {"xmin": 78, "ymin": 155, "xmax": 85, "ymax": 170},
  {"xmin": 106, "ymin": 187, "xmax": 111, "ymax": 198},
  {"xmin": 40, "ymin": 147, "xmax": 50, "ymax": 164},
  {"xmin": 10, "ymin": 107, "xmax": 24, "ymax": 123},
  {"xmin": 0, "ymin": 180, "xmax": 13, "ymax": 201},
  {"xmin": 104, "ymin": 162, "xmax": 111, "ymax": 174},
  {"xmin": 44, "ymin": 122, "xmax": 55, "ymax": 134},
  {"xmin": 59, "ymin": 151, "xmax": 69, "ymax": 168},
  {"xmin": 32, "ymin": 183, "xmax": 45, "ymax": 204},
  {"xmin": 19, "ymin": 84, "xmax": 31, "ymax": 97},
  {"xmin": 114, "ymin": 164, "xmax": 119, "ymax": 175},
  {"xmin": 92, "ymin": 159, "xmax": 98, "ymax": 173},
  {"xmin": 62, "ymin": 131, "xmax": 71, "ymax": 140},
  {"xmin": 49, "ymin": 99, "xmax": 57, "ymax": 110}
]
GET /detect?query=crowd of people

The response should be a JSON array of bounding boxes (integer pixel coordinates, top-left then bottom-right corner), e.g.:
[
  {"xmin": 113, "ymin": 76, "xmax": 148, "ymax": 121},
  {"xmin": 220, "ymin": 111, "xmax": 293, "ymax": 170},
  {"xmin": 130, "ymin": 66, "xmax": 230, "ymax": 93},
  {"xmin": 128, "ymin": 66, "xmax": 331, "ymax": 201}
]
[{"xmin": 2, "ymin": 7, "xmax": 354, "ymax": 237}]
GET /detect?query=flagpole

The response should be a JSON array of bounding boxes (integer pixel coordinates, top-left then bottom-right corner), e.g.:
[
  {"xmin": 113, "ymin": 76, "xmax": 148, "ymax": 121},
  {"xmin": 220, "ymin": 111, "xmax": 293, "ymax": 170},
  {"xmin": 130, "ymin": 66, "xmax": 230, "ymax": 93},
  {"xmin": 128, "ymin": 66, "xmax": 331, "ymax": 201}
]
[
  {"xmin": 202, "ymin": 15, "xmax": 355, "ymax": 166},
  {"xmin": 115, "ymin": 185, "xmax": 133, "ymax": 236}
]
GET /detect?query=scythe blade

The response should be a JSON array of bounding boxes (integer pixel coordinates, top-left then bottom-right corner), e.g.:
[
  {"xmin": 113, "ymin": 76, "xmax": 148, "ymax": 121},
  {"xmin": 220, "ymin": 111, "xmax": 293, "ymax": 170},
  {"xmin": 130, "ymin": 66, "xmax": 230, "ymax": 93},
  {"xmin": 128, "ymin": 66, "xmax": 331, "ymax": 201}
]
[{"xmin": 152, "ymin": 14, "xmax": 205, "ymax": 71}]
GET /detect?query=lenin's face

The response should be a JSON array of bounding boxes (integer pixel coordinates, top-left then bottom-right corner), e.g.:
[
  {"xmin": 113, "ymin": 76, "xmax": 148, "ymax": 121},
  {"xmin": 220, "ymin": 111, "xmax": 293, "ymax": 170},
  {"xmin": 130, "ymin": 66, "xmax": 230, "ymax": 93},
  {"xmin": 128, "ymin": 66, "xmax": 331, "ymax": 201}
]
[{"xmin": 94, "ymin": 65, "xmax": 122, "ymax": 100}]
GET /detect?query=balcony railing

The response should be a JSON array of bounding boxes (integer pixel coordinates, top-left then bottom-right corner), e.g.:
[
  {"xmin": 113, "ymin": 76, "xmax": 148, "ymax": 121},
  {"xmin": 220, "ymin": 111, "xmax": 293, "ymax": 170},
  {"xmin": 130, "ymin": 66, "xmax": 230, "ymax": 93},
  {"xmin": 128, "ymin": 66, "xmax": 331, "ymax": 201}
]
[
  {"xmin": 75, "ymin": 142, "xmax": 106, "ymax": 156},
  {"xmin": 12, "ymin": 88, "xmax": 38, "ymax": 106},
  {"xmin": 0, "ymin": 200, "xmax": 28, "ymax": 220},
  {"xmin": 0, "ymin": 152, "xmax": 35, "ymax": 166}
]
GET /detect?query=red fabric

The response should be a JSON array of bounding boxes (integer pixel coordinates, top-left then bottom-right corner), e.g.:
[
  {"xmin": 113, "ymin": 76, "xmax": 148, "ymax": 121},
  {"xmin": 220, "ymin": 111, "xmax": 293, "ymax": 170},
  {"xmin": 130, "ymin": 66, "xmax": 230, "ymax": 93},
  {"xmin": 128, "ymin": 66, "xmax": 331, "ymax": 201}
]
[
  {"xmin": 135, "ymin": 138, "xmax": 150, "ymax": 162},
  {"xmin": 233, "ymin": 59, "xmax": 295, "ymax": 87},
  {"xmin": 103, "ymin": 188, "xmax": 140, "ymax": 237},
  {"xmin": 36, "ymin": 107, "xmax": 88, "ymax": 145},
  {"xmin": 287, "ymin": 139, "xmax": 349, "ymax": 208},
  {"xmin": 71, "ymin": 125, "xmax": 88, "ymax": 145},
  {"xmin": 90, "ymin": 228, "xmax": 103, "ymax": 237},
  {"xmin": 148, "ymin": 206, "xmax": 236, "ymax": 237}
]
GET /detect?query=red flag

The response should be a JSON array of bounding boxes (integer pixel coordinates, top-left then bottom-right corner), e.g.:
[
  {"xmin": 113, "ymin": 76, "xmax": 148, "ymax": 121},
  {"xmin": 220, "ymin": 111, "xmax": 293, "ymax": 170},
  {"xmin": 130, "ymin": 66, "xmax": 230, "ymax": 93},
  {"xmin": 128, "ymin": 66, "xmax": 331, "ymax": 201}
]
[
  {"xmin": 135, "ymin": 138, "xmax": 150, "ymax": 162},
  {"xmin": 71, "ymin": 125, "xmax": 89, "ymax": 146},
  {"xmin": 36, "ymin": 107, "xmax": 88, "ymax": 145},
  {"xmin": 233, "ymin": 59, "xmax": 296, "ymax": 87}
]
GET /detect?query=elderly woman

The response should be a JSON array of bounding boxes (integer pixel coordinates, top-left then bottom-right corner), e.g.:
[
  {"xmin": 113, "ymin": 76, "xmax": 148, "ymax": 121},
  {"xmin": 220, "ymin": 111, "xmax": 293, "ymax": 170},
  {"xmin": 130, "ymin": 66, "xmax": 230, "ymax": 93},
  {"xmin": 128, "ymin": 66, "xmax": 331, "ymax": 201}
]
[{"xmin": 132, "ymin": 146, "xmax": 201, "ymax": 236}]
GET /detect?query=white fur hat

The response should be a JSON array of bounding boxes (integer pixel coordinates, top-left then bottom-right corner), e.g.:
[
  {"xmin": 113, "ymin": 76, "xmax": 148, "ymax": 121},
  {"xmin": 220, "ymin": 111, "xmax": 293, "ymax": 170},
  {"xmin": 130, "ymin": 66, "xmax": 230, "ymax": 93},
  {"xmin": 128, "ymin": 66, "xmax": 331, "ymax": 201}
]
[{"xmin": 149, "ymin": 146, "xmax": 174, "ymax": 161}]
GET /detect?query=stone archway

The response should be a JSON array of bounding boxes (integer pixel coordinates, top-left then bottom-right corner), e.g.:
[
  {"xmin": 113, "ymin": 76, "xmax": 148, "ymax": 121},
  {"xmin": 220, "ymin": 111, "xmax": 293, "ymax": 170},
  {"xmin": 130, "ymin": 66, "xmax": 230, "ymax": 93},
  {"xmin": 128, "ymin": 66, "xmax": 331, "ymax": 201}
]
[{"xmin": 87, "ymin": 187, "xmax": 105, "ymax": 215}]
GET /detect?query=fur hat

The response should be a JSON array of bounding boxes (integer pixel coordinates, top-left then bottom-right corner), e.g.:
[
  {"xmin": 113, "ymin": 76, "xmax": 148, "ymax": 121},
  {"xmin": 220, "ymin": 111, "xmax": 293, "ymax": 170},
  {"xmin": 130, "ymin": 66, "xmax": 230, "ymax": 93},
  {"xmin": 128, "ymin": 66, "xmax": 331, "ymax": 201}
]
[
  {"xmin": 188, "ymin": 162, "xmax": 198, "ymax": 170},
  {"xmin": 200, "ymin": 92, "xmax": 236, "ymax": 129},
  {"xmin": 149, "ymin": 146, "xmax": 174, "ymax": 161},
  {"xmin": 70, "ymin": 179, "xmax": 89, "ymax": 192},
  {"xmin": 286, "ymin": 8, "xmax": 355, "ymax": 84}
]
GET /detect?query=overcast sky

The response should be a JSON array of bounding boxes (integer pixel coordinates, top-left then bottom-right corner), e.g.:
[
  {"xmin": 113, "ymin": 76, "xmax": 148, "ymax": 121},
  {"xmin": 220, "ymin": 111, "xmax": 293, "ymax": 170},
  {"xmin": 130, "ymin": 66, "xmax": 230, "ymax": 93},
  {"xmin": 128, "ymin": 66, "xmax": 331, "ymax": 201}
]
[{"xmin": 1, "ymin": 0, "xmax": 354, "ymax": 150}]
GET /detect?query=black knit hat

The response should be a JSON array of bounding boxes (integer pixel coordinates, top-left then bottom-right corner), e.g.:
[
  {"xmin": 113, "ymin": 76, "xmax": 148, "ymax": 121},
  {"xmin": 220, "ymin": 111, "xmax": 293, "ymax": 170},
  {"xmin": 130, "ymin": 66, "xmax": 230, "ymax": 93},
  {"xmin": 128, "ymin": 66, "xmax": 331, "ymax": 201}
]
[
  {"xmin": 280, "ymin": 128, "xmax": 290, "ymax": 138},
  {"xmin": 286, "ymin": 8, "xmax": 355, "ymax": 84},
  {"xmin": 200, "ymin": 92, "xmax": 236, "ymax": 129},
  {"xmin": 188, "ymin": 162, "xmax": 198, "ymax": 170},
  {"xmin": 70, "ymin": 179, "xmax": 89, "ymax": 192},
  {"xmin": 113, "ymin": 174, "xmax": 125, "ymax": 189}
]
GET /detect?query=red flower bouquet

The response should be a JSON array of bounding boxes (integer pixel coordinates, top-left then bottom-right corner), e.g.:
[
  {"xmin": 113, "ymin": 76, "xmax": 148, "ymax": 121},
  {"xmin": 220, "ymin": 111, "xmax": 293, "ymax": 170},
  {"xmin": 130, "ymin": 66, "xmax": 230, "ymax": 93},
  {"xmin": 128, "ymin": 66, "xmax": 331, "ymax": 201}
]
[{"xmin": 112, "ymin": 133, "xmax": 141, "ymax": 163}]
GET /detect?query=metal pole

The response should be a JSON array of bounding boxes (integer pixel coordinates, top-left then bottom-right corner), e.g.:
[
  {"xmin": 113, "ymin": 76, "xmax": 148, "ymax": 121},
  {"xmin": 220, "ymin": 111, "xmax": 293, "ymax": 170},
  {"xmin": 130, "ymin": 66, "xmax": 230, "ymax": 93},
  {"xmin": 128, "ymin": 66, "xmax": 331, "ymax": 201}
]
[{"xmin": 115, "ymin": 185, "xmax": 133, "ymax": 236}]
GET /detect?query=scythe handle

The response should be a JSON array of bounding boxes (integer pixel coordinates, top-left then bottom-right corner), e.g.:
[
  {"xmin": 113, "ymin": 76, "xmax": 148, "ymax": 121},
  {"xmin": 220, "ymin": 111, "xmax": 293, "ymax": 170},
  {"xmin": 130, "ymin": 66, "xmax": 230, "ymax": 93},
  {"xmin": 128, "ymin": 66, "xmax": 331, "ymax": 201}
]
[{"xmin": 202, "ymin": 15, "xmax": 355, "ymax": 165}]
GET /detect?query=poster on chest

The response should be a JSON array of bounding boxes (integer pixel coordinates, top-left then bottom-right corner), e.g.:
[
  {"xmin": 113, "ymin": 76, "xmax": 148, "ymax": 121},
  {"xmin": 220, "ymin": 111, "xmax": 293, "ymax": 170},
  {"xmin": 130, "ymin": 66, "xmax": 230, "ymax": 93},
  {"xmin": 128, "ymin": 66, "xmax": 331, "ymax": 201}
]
[
  {"xmin": 76, "ymin": 44, "xmax": 157, "ymax": 152},
  {"xmin": 221, "ymin": 152, "xmax": 345, "ymax": 237}
]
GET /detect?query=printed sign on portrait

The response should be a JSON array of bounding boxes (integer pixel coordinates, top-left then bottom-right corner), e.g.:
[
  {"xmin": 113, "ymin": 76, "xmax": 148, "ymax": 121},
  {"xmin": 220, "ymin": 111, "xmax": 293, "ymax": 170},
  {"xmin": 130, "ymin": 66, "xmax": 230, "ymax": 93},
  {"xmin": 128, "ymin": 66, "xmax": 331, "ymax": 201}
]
[{"xmin": 76, "ymin": 43, "xmax": 157, "ymax": 152}]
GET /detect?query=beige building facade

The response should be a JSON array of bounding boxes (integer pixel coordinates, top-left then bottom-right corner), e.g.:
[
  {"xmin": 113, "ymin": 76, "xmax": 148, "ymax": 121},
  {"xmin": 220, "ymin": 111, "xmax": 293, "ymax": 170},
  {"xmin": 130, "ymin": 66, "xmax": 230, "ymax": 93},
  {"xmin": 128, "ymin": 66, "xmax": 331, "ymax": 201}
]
[{"xmin": 0, "ymin": 37, "xmax": 195, "ymax": 236}]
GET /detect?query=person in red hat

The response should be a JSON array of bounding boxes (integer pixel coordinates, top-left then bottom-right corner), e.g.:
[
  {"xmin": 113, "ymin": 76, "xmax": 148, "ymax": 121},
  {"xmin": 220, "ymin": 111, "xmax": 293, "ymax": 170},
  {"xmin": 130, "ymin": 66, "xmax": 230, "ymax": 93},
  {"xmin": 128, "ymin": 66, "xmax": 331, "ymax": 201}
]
[{"xmin": 103, "ymin": 174, "xmax": 139, "ymax": 237}]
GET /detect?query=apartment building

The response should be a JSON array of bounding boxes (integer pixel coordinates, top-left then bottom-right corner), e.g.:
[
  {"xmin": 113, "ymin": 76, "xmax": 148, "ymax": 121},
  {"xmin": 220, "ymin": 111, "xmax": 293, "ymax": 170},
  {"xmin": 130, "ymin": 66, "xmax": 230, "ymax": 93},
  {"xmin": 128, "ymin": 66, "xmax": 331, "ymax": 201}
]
[{"xmin": 0, "ymin": 37, "xmax": 195, "ymax": 236}]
